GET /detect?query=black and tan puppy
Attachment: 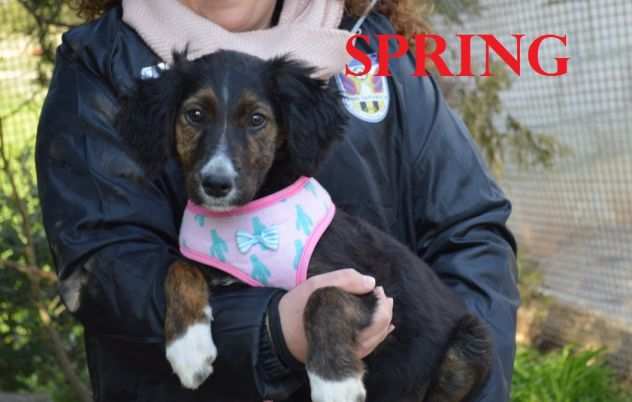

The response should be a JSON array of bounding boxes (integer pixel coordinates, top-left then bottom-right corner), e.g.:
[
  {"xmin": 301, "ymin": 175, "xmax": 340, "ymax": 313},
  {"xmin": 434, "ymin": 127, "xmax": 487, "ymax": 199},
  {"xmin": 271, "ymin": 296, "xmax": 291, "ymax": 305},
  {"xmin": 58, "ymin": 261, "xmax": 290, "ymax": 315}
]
[{"xmin": 119, "ymin": 50, "xmax": 491, "ymax": 402}]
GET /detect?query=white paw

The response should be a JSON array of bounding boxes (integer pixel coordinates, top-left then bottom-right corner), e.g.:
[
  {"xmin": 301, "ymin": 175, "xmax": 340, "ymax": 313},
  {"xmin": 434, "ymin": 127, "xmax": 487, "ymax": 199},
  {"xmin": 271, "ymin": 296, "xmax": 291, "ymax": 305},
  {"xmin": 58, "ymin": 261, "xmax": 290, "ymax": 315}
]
[
  {"xmin": 308, "ymin": 371, "xmax": 366, "ymax": 402},
  {"xmin": 166, "ymin": 311, "xmax": 217, "ymax": 389}
]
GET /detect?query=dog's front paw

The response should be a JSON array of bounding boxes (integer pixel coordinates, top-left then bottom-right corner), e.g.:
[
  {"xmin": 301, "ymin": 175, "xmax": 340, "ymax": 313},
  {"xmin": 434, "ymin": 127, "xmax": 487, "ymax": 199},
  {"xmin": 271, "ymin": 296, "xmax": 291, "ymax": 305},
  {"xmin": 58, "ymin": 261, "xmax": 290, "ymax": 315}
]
[
  {"xmin": 308, "ymin": 371, "xmax": 366, "ymax": 402},
  {"xmin": 166, "ymin": 311, "xmax": 217, "ymax": 389}
]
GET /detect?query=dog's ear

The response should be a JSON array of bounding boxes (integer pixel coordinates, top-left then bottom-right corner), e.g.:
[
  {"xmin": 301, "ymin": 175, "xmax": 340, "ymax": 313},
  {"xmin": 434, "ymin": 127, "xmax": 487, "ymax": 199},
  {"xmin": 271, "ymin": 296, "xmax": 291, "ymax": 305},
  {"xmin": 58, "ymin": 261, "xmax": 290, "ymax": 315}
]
[
  {"xmin": 118, "ymin": 52, "xmax": 190, "ymax": 176},
  {"xmin": 266, "ymin": 56, "xmax": 348, "ymax": 177}
]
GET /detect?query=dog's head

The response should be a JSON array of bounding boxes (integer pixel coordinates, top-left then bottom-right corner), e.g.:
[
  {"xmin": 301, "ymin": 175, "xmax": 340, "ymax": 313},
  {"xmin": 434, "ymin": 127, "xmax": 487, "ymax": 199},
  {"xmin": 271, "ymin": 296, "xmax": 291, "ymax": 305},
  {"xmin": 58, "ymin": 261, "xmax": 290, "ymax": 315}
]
[{"xmin": 119, "ymin": 50, "xmax": 347, "ymax": 210}]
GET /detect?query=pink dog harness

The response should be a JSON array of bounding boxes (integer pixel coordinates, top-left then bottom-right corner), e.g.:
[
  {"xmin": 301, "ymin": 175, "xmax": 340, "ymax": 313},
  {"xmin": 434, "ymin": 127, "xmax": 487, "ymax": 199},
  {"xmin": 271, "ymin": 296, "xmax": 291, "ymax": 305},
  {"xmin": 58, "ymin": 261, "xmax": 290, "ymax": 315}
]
[{"xmin": 179, "ymin": 177, "xmax": 335, "ymax": 290}]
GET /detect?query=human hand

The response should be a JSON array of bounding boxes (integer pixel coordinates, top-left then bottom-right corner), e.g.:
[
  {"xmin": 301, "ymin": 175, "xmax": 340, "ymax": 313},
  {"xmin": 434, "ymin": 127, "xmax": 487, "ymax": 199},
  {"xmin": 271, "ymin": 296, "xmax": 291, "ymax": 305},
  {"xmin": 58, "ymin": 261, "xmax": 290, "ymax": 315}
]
[
  {"xmin": 278, "ymin": 269, "xmax": 395, "ymax": 363},
  {"xmin": 354, "ymin": 285, "xmax": 395, "ymax": 358}
]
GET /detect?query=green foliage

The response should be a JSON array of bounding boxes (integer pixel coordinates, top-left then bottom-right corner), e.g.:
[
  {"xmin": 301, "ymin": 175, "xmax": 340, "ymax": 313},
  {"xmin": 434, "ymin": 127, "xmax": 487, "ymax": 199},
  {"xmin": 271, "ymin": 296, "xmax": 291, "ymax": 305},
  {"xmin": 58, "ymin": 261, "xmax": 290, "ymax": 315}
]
[
  {"xmin": 0, "ymin": 5, "xmax": 88, "ymax": 399},
  {"xmin": 454, "ymin": 63, "xmax": 571, "ymax": 178},
  {"xmin": 431, "ymin": 0, "xmax": 481, "ymax": 25},
  {"xmin": 0, "ymin": 137, "xmax": 88, "ymax": 402},
  {"xmin": 512, "ymin": 347, "xmax": 632, "ymax": 402},
  {"xmin": 515, "ymin": 253, "xmax": 546, "ymax": 308},
  {"xmin": 430, "ymin": 1, "xmax": 571, "ymax": 177},
  {"xmin": 1, "ymin": 0, "xmax": 78, "ymax": 85}
]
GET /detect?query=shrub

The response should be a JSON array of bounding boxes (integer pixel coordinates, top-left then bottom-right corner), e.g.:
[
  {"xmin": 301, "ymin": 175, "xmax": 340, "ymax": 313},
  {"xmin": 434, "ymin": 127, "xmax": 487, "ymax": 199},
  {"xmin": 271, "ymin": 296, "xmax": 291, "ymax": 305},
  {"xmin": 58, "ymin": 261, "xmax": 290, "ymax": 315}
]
[{"xmin": 512, "ymin": 346, "xmax": 632, "ymax": 402}]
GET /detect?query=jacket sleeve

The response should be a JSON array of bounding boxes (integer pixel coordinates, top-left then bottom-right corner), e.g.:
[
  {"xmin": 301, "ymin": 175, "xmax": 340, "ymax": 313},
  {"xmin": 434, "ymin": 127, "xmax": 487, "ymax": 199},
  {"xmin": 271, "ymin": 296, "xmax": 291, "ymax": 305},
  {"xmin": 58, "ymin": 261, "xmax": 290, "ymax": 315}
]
[
  {"xmin": 36, "ymin": 44, "xmax": 303, "ymax": 400},
  {"xmin": 410, "ymin": 75, "xmax": 520, "ymax": 402}
]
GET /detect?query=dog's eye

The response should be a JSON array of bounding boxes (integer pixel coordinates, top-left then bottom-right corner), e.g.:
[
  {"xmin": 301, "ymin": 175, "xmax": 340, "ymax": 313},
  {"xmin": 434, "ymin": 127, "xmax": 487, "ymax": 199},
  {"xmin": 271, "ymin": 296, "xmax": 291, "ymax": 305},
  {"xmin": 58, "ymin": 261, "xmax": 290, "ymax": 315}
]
[
  {"xmin": 185, "ymin": 108, "xmax": 205, "ymax": 125},
  {"xmin": 248, "ymin": 113, "xmax": 267, "ymax": 129}
]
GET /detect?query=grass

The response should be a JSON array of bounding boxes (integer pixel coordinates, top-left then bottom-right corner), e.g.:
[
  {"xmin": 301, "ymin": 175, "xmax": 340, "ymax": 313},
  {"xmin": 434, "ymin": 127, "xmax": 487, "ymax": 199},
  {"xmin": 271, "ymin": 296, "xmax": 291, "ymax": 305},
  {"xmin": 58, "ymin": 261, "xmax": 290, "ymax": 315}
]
[{"xmin": 512, "ymin": 346, "xmax": 632, "ymax": 402}]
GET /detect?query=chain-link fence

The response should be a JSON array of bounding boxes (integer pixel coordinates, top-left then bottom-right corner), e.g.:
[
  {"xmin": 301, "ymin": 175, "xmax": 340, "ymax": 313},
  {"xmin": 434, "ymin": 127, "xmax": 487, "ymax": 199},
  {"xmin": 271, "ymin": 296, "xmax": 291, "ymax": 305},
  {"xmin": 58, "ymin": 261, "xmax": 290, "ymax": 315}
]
[
  {"xmin": 0, "ymin": 3, "xmax": 47, "ymax": 147},
  {"xmin": 1, "ymin": 0, "xmax": 631, "ymax": 390},
  {"xmin": 435, "ymin": 0, "xmax": 632, "ymax": 378}
]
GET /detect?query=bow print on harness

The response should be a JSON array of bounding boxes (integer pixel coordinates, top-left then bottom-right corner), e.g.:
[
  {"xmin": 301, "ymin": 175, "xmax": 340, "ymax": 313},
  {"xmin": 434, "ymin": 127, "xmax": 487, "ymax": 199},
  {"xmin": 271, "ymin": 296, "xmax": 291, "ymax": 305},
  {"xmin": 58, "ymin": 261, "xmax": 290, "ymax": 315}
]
[{"xmin": 236, "ymin": 217, "xmax": 280, "ymax": 254}]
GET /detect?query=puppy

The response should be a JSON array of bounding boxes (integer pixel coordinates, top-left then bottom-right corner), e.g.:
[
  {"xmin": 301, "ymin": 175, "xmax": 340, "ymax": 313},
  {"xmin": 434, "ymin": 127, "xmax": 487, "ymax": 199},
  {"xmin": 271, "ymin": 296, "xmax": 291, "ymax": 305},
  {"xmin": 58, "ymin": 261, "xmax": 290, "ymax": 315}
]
[{"xmin": 119, "ymin": 50, "xmax": 492, "ymax": 402}]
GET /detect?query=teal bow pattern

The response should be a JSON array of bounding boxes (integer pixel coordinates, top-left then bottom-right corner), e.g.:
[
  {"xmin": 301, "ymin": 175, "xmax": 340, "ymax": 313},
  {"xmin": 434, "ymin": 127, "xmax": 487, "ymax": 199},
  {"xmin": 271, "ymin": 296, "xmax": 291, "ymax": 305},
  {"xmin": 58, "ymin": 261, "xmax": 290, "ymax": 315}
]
[
  {"xmin": 304, "ymin": 180, "xmax": 318, "ymax": 197},
  {"xmin": 194, "ymin": 214, "xmax": 206, "ymax": 227},
  {"xmin": 209, "ymin": 229, "xmax": 228, "ymax": 262},
  {"xmin": 236, "ymin": 217, "xmax": 280, "ymax": 253},
  {"xmin": 296, "ymin": 205, "xmax": 313, "ymax": 236},
  {"xmin": 250, "ymin": 255, "xmax": 271, "ymax": 285},
  {"xmin": 293, "ymin": 239, "xmax": 304, "ymax": 271}
]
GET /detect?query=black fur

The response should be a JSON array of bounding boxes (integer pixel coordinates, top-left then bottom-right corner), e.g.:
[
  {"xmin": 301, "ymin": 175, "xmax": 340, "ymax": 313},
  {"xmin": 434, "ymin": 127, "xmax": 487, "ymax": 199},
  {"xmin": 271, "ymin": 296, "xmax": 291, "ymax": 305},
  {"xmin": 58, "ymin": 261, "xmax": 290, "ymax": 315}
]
[
  {"xmin": 118, "ymin": 60, "xmax": 176, "ymax": 176},
  {"xmin": 302, "ymin": 211, "xmax": 492, "ymax": 402},
  {"xmin": 265, "ymin": 57, "xmax": 348, "ymax": 177}
]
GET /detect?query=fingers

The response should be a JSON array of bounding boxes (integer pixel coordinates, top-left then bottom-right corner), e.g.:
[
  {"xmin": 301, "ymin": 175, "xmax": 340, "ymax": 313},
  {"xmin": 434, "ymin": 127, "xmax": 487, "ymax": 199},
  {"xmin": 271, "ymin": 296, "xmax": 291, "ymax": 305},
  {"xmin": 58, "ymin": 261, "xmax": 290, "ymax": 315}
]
[
  {"xmin": 309, "ymin": 268, "xmax": 376, "ymax": 294},
  {"xmin": 281, "ymin": 270, "xmax": 376, "ymax": 363},
  {"xmin": 372, "ymin": 286, "xmax": 394, "ymax": 333},
  {"xmin": 355, "ymin": 287, "xmax": 394, "ymax": 358}
]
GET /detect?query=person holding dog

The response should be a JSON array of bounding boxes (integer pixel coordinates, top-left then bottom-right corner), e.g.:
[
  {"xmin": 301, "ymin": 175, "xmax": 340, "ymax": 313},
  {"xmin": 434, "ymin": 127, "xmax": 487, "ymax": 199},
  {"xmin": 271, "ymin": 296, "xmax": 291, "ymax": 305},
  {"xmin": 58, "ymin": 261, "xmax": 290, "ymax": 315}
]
[{"xmin": 35, "ymin": 0, "xmax": 519, "ymax": 401}]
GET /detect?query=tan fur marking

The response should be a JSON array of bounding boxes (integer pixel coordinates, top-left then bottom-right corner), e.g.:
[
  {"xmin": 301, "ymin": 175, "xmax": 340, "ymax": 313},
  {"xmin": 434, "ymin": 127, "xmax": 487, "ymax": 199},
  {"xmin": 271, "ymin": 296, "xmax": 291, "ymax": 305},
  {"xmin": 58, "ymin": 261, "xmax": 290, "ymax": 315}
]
[
  {"xmin": 164, "ymin": 260, "xmax": 211, "ymax": 342},
  {"xmin": 427, "ymin": 347, "xmax": 477, "ymax": 402},
  {"xmin": 232, "ymin": 90, "xmax": 281, "ymax": 199},
  {"xmin": 175, "ymin": 88, "xmax": 217, "ymax": 170}
]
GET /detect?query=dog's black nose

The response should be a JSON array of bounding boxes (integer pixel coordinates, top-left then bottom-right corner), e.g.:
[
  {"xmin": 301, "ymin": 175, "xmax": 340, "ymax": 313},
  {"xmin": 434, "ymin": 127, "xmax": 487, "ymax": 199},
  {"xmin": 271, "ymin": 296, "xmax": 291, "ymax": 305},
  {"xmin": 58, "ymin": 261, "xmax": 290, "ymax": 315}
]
[{"xmin": 202, "ymin": 174, "xmax": 234, "ymax": 198}]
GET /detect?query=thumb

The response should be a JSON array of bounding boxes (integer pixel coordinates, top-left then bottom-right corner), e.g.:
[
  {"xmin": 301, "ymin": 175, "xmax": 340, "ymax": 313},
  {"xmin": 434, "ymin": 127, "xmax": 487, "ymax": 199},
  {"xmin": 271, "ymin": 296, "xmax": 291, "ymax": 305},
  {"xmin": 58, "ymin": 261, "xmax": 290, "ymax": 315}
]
[{"xmin": 311, "ymin": 269, "xmax": 376, "ymax": 295}]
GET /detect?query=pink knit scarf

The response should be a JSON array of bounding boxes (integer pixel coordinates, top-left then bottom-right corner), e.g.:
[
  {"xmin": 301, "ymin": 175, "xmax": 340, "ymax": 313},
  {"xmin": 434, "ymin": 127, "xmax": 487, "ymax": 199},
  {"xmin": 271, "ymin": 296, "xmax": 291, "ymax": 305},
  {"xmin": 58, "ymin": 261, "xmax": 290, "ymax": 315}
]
[{"xmin": 122, "ymin": 0, "xmax": 353, "ymax": 78}]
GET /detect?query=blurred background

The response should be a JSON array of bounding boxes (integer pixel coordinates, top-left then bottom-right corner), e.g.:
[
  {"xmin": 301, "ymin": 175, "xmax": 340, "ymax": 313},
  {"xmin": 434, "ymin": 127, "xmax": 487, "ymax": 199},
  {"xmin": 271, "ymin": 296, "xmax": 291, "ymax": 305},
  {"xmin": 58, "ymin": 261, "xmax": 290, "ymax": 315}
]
[{"xmin": 0, "ymin": 0, "xmax": 630, "ymax": 401}]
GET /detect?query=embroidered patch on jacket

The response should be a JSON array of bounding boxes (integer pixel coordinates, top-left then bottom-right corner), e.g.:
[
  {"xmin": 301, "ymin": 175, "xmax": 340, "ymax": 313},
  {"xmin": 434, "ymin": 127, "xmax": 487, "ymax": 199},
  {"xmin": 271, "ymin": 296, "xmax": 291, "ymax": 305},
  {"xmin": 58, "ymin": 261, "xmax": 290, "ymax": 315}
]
[
  {"xmin": 139, "ymin": 62, "xmax": 169, "ymax": 80},
  {"xmin": 336, "ymin": 53, "xmax": 390, "ymax": 123}
]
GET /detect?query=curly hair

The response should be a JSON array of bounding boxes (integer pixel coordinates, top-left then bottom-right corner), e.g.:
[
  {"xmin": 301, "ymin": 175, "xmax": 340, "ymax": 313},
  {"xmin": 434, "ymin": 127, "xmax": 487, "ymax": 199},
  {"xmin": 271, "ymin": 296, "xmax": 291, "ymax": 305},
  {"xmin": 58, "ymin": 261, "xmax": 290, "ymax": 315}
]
[
  {"xmin": 346, "ymin": 0, "xmax": 431, "ymax": 47},
  {"xmin": 72, "ymin": 0, "xmax": 431, "ymax": 44},
  {"xmin": 71, "ymin": 0, "xmax": 120, "ymax": 21}
]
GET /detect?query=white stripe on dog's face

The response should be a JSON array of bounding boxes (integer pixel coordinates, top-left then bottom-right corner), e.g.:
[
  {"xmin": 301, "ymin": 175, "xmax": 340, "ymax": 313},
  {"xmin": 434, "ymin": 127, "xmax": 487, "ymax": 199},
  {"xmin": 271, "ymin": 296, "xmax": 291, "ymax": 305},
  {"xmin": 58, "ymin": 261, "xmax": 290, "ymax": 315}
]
[
  {"xmin": 197, "ymin": 142, "xmax": 239, "ymax": 210},
  {"xmin": 200, "ymin": 150, "xmax": 236, "ymax": 180},
  {"xmin": 201, "ymin": 123, "xmax": 235, "ymax": 176}
]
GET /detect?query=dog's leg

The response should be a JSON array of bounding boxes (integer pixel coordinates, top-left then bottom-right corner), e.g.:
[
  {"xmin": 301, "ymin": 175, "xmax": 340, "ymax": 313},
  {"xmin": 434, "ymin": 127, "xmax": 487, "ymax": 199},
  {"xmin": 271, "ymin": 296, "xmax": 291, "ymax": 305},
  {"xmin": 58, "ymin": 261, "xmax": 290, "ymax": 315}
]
[
  {"xmin": 164, "ymin": 260, "xmax": 217, "ymax": 389},
  {"xmin": 304, "ymin": 287, "xmax": 376, "ymax": 402},
  {"xmin": 424, "ymin": 314, "xmax": 492, "ymax": 402}
]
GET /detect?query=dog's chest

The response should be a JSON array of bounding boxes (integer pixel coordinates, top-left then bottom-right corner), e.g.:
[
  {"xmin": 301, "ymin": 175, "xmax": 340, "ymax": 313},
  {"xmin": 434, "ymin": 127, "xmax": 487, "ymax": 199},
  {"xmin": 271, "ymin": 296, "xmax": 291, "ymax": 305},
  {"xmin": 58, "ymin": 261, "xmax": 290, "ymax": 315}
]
[{"xmin": 179, "ymin": 177, "xmax": 335, "ymax": 290}]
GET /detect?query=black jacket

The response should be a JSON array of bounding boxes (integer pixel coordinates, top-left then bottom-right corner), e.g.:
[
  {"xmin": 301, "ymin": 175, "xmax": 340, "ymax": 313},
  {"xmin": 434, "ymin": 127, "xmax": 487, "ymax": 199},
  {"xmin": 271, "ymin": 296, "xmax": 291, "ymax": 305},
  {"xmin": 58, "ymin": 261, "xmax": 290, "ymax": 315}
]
[{"xmin": 35, "ymin": 7, "xmax": 519, "ymax": 402}]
